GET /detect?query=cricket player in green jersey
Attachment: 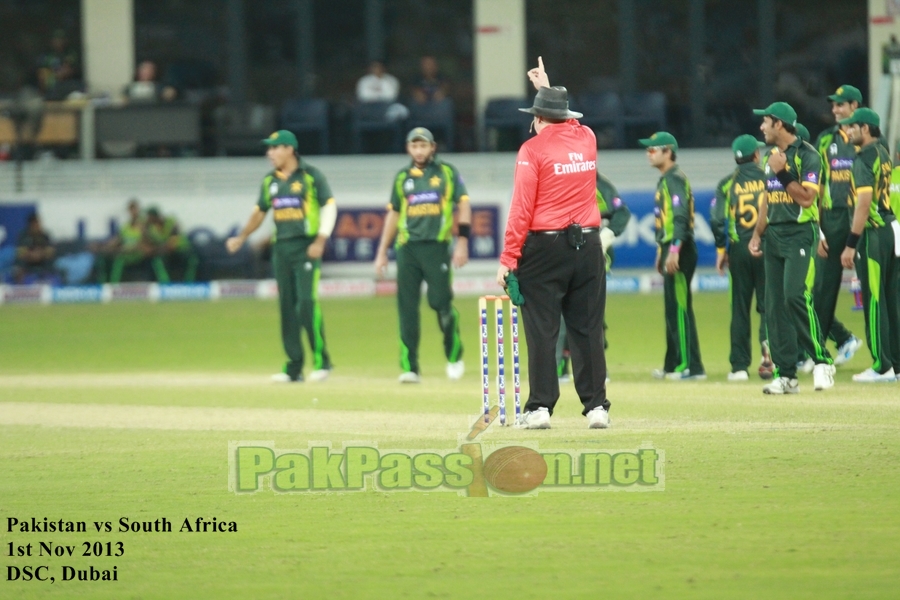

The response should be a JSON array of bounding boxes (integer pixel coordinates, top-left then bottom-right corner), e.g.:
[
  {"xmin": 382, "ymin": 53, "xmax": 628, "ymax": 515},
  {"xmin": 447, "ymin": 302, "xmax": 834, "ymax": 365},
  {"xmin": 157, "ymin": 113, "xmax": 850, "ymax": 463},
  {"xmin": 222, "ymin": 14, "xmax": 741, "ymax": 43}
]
[
  {"xmin": 892, "ymin": 141, "xmax": 900, "ymax": 221},
  {"xmin": 556, "ymin": 172, "xmax": 631, "ymax": 383},
  {"xmin": 227, "ymin": 130, "xmax": 336, "ymax": 383},
  {"xmin": 374, "ymin": 127, "xmax": 471, "ymax": 383},
  {"xmin": 710, "ymin": 134, "xmax": 772, "ymax": 381},
  {"xmin": 641, "ymin": 131, "xmax": 706, "ymax": 380},
  {"xmin": 838, "ymin": 109, "xmax": 900, "ymax": 382},
  {"xmin": 810, "ymin": 85, "xmax": 865, "ymax": 368},
  {"xmin": 749, "ymin": 102, "xmax": 834, "ymax": 394}
]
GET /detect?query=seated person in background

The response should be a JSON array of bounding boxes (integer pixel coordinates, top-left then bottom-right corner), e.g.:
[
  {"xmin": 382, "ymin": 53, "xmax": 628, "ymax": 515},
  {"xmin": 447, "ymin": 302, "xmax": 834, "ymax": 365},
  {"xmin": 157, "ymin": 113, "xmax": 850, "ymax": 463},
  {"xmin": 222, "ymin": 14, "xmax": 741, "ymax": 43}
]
[
  {"xmin": 410, "ymin": 56, "xmax": 449, "ymax": 105},
  {"xmin": 125, "ymin": 60, "xmax": 177, "ymax": 103},
  {"xmin": 14, "ymin": 213, "xmax": 58, "ymax": 284},
  {"xmin": 94, "ymin": 199, "xmax": 166, "ymax": 283},
  {"xmin": 146, "ymin": 207, "xmax": 198, "ymax": 282},
  {"xmin": 356, "ymin": 61, "xmax": 400, "ymax": 103},
  {"xmin": 36, "ymin": 29, "xmax": 80, "ymax": 99}
]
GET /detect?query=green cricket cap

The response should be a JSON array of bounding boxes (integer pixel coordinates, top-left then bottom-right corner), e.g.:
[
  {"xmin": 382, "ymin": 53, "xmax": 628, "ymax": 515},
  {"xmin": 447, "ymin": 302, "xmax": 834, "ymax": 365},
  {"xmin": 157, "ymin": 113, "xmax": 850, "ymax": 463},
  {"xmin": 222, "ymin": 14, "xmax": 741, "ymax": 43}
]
[
  {"xmin": 406, "ymin": 127, "xmax": 435, "ymax": 143},
  {"xmin": 795, "ymin": 123, "xmax": 810, "ymax": 143},
  {"xmin": 731, "ymin": 134, "xmax": 764, "ymax": 159},
  {"xmin": 638, "ymin": 131, "xmax": 678, "ymax": 151},
  {"xmin": 262, "ymin": 130, "xmax": 298, "ymax": 149},
  {"xmin": 839, "ymin": 107, "xmax": 880, "ymax": 127},
  {"xmin": 752, "ymin": 102, "xmax": 797, "ymax": 127},
  {"xmin": 827, "ymin": 85, "xmax": 862, "ymax": 104}
]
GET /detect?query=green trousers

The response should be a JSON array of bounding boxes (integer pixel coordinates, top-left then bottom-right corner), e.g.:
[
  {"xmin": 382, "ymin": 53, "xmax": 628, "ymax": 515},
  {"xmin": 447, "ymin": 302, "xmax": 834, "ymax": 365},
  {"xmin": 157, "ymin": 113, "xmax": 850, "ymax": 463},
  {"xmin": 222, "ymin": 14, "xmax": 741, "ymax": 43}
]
[
  {"xmin": 662, "ymin": 239, "xmax": 704, "ymax": 374},
  {"xmin": 855, "ymin": 225, "xmax": 900, "ymax": 374},
  {"xmin": 273, "ymin": 238, "xmax": 331, "ymax": 379},
  {"xmin": 728, "ymin": 239, "xmax": 766, "ymax": 372},
  {"xmin": 100, "ymin": 252, "xmax": 168, "ymax": 283},
  {"xmin": 814, "ymin": 209, "xmax": 855, "ymax": 348},
  {"xmin": 395, "ymin": 241, "xmax": 462, "ymax": 374},
  {"xmin": 763, "ymin": 223, "xmax": 831, "ymax": 379}
]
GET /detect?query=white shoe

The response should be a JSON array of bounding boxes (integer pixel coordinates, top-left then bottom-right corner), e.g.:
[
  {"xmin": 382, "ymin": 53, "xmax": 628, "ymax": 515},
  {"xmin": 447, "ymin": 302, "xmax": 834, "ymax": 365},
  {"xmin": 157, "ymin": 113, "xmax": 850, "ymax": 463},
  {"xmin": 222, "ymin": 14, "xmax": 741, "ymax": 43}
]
[
  {"xmin": 852, "ymin": 367, "xmax": 896, "ymax": 382},
  {"xmin": 398, "ymin": 372, "xmax": 421, "ymax": 383},
  {"xmin": 763, "ymin": 377, "xmax": 799, "ymax": 394},
  {"xmin": 797, "ymin": 358, "xmax": 815, "ymax": 374},
  {"xmin": 652, "ymin": 368, "xmax": 668, "ymax": 379},
  {"xmin": 587, "ymin": 407, "xmax": 610, "ymax": 429},
  {"xmin": 558, "ymin": 374, "xmax": 571, "ymax": 385},
  {"xmin": 271, "ymin": 373, "xmax": 301, "ymax": 383},
  {"xmin": 308, "ymin": 369, "xmax": 330, "ymax": 382},
  {"xmin": 727, "ymin": 370, "xmax": 749, "ymax": 381},
  {"xmin": 516, "ymin": 408, "xmax": 551, "ymax": 429},
  {"xmin": 446, "ymin": 360, "xmax": 465, "ymax": 380},
  {"xmin": 834, "ymin": 336, "xmax": 862, "ymax": 366},
  {"xmin": 812, "ymin": 363, "xmax": 835, "ymax": 390}
]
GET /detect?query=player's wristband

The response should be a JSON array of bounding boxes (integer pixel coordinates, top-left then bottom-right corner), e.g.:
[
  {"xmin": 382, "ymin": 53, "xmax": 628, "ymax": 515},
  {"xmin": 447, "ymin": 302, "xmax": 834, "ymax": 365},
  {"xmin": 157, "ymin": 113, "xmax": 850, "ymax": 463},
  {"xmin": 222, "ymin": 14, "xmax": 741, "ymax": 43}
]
[
  {"xmin": 845, "ymin": 232, "xmax": 861, "ymax": 249},
  {"xmin": 669, "ymin": 241, "xmax": 681, "ymax": 254},
  {"xmin": 819, "ymin": 228, "xmax": 826, "ymax": 242},
  {"xmin": 457, "ymin": 224, "xmax": 471, "ymax": 239},
  {"xmin": 775, "ymin": 169, "xmax": 797, "ymax": 188}
]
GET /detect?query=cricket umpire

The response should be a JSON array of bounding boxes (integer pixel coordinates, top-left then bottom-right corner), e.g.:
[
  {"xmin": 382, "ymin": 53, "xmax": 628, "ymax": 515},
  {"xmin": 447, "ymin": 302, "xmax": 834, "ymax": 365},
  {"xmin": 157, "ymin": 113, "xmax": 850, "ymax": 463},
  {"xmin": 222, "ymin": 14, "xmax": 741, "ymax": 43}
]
[
  {"xmin": 227, "ymin": 130, "xmax": 336, "ymax": 383},
  {"xmin": 496, "ymin": 57, "xmax": 610, "ymax": 430}
]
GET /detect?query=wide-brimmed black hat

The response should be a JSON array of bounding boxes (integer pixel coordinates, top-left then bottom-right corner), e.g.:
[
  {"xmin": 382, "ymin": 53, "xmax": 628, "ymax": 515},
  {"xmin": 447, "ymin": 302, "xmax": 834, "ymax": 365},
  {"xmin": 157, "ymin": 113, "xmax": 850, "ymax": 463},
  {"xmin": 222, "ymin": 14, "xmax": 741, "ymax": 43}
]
[{"xmin": 518, "ymin": 86, "xmax": 582, "ymax": 119}]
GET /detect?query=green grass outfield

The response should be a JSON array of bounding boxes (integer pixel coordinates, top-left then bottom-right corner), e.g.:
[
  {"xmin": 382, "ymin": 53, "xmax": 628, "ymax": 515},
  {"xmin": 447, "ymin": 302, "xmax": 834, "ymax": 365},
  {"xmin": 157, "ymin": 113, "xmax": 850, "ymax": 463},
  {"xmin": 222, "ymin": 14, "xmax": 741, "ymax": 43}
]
[{"xmin": 1, "ymin": 294, "xmax": 898, "ymax": 599}]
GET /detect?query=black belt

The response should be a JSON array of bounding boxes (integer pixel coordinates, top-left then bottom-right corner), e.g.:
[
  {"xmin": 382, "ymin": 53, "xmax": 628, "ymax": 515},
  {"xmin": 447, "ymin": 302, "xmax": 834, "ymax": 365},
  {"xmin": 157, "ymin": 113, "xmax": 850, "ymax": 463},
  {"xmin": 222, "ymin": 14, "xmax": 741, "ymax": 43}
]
[{"xmin": 528, "ymin": 227, "xmax": 598, "ymax": 236}]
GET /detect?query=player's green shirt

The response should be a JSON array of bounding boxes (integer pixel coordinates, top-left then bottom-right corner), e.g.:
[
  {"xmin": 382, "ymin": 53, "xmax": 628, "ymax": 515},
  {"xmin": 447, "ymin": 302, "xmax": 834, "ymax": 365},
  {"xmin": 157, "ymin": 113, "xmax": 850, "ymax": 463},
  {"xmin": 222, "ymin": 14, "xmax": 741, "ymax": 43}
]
[
  {"xmin": 120, "ymin": 220, "xmax": 144, "ymax": 250},
  {"xmin": 891, "ymin": 166, "xmax": 900, "ymax": 222},
  {"xmin": 850, "ymin": 141, "xmax": 893, "ymax": 229},
  {"xmin": 147, "ymin": 216, "xmax": 189, "ymax": 251},
  {"xmin": 762, "ymin": 137, "xmax": 820, "ymax": 225},
  {"xmin": 653, "ymin": 164, "xmax": 694, "ymax": 244},
  {"xmin": 711, "ymin": 162, "xmax": 767, "ymax": 246},
  {"xmin": 596, "ymin": 172, "xmax": 631, "ymax": 236},
  {"xmin": 390, "ymin": 157, "xmax": 469, "ymax": 245},
  {"xmin": 257, "ymin": 159, "xmax": 334, "ymax": 242},
  {"xmin": 815, "ymin": 126, "xmax": 856, "ymax": 210}
]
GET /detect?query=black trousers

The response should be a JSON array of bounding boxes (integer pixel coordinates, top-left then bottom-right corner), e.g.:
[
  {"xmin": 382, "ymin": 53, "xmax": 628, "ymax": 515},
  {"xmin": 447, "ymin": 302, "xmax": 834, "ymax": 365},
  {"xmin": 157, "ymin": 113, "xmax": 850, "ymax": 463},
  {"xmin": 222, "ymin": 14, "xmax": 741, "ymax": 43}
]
[{"xmin": 515, "ymin": 230, "xmax": 609, "ymax": 416}]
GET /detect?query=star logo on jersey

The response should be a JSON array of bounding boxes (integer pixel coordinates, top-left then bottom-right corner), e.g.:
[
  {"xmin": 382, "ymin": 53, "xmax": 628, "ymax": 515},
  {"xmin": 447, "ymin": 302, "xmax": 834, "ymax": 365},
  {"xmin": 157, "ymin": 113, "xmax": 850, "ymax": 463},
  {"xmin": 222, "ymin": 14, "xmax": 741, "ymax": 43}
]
[
  {"xmin": 429, "ymin": 176, "xmax": 441, "ymax": 188},
  {"xmin": 290, "ymin": 181, "xmax": 302, "ymax": 193}
]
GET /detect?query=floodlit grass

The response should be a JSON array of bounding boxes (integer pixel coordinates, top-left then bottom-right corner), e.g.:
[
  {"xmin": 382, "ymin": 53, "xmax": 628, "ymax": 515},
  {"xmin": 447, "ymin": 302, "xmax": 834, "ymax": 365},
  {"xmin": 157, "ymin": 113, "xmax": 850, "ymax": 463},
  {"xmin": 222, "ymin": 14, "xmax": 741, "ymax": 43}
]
[{"xmin": 1, "ymin": 294, "xmax": 898, "ymax": 598}]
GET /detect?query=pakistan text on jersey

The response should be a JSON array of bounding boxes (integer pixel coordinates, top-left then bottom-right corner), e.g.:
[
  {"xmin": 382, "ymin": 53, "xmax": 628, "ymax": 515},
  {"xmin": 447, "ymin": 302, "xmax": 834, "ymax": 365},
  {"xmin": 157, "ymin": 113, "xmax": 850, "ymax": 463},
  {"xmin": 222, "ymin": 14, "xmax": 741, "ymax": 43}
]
[
  {"xmin": 553, "ymin": 160, "xmax": 597, "ymax": 175},
  {"xmin": 407, "ymin": 203, "xmax": 442, "ymax": 217},
  {"xmin": 274, "ymin": 208, "xmax": 304, "ymax": 221}
]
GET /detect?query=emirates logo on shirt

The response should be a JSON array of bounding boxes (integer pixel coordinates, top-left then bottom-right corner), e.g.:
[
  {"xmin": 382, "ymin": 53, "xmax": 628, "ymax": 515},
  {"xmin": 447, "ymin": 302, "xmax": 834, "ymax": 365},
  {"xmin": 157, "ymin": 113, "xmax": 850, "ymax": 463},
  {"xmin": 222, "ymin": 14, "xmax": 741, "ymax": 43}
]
[{"xmin": 553, "ymin": 152, "xmax": 596, "ymax": 175}]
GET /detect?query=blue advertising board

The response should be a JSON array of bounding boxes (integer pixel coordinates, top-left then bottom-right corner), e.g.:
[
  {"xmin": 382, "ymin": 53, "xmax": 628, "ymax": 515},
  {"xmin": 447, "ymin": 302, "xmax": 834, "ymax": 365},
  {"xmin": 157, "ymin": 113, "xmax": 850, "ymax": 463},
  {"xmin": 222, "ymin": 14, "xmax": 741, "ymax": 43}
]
[
  {"xmin": 324, "ymin": 205, "xmax": 500, "ymax": 262},
  {"xmin": 609, "ymin": 190, "xmax": 717, "ymax": 268},
  {"xmin": 0, "ymin": 203, "xmax": 37, "ymax": 249}
]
